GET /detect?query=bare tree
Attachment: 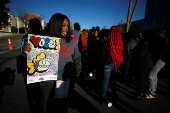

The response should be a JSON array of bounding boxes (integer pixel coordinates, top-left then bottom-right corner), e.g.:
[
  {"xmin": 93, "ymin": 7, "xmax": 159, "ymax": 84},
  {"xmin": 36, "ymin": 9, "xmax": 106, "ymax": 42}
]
[
  {"xmin": 15, "ymin": 7, "xmax": 28, "ymax": 33},
  {"xmin": 15, "ymin": 7, "xmax": 27, "ymax": 21},
  {"xmin": 14, "ymin": 7, "xmax": 45, "ymax": 33}
]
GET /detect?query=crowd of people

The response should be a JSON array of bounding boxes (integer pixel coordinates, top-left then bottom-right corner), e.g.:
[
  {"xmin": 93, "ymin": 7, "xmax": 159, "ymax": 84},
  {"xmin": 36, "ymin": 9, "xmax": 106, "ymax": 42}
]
[
  {"xmin": 20, "ymin": 13, "xmax": 170, "ymax": 113},
  {"xmin": 73, "ymin": 23, "xmax": 170, "ymax": 102}
]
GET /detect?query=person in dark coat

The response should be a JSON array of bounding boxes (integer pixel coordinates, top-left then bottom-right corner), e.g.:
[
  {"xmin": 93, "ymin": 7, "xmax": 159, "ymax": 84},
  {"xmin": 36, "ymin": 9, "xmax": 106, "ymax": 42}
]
[{"xmin": 133, "ymin": 32, "xmax": 154, "ymax": 102}]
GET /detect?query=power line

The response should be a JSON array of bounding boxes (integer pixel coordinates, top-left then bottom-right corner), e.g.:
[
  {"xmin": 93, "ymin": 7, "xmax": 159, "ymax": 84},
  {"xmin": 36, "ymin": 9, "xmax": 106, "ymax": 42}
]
[{"xmin": 114, "ymin": 0, "xmax": 124, "ymax": 25}]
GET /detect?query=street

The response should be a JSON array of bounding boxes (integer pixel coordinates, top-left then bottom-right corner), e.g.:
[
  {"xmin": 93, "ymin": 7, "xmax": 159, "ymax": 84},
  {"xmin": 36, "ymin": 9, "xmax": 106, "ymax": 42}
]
[{"xmin": 0, "ymin": 47, "xmax": 170, "ymax": 113}]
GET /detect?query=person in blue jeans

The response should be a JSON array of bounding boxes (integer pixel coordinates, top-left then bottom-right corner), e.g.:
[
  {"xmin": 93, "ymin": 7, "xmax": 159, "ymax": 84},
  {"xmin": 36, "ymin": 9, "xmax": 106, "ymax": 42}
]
[
  {"xmin": 101, "ymin": 63, "xmax": 115, "ymax": 100},
  {"xmin": 99, "ymin": 26, "xmax": 124, "ymax": 107}
]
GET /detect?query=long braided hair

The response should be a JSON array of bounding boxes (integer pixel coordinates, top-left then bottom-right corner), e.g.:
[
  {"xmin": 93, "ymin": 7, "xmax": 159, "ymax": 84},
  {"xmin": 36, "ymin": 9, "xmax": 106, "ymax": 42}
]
[{"xmin": 109, "ymin": 26, "xmax": 124, "ymax": 73}]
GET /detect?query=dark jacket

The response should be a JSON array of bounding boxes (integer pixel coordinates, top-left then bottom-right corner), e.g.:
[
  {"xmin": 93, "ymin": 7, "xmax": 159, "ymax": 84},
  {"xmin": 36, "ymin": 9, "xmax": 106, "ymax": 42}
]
[
  {"xmin": 133, "ymin": 41, "xmax": 153, "ymax": 70},
  {"xmin": 88, "ymin": 37, "xmax": 104, "ymax": 69},
  {"xmin": 152, "ymin": 37, "xmax": 168, "ymax": 61},
  {"xmin": 98, "ymin": 38, "xmax": 112, "ymax": 65},
  {"xmin": 161, "ymin": 42, "xmax": 170, "ymax": 63}
]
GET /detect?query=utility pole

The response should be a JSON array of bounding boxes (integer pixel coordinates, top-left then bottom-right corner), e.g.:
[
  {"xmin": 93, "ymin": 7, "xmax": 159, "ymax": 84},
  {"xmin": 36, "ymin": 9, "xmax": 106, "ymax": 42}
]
[
  {"xmin": 126, "ymin": 0, "xmax": 139, "ymax": 33},
  {"xmin": 126, "ymin": 0, "xmax": 133, "ymax": 33},
  {"xmin": 129, "ymin": 0, "xmax": 139, "ymax": 30}
]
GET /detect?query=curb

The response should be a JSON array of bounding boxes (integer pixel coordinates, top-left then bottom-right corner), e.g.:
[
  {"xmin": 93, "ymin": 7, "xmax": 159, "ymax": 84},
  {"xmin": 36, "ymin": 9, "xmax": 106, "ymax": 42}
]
[
  {"xmin": 0, "ymin": 44, "xmax": 21, "ymax": 51},
  {"xmin": 0, "ymin": 46, "xmax": 21, "ymax": 54}
]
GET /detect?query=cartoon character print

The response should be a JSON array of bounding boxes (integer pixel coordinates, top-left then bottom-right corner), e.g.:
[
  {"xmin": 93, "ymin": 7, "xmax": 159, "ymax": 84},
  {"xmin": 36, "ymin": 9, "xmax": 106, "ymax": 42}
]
[{"xmin": 27, "ymin": 52, "xmax": 51, "ymax": 75}]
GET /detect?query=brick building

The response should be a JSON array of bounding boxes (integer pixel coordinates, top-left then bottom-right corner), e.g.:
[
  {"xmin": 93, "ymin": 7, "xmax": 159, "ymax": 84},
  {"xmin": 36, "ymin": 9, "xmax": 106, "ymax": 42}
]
[
  {"xmin": 24, "ymin": 14, "xmax": 46, "ymax": 29},
  {"xmin": 0, "ymin": 13, "xmax": 46, "ymax": 33}
]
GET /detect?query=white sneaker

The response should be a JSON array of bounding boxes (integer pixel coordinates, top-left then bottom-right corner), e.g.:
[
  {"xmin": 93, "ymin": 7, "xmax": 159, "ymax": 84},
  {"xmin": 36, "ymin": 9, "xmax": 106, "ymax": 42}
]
[
  {"xmin": 89, "ymin": 73, "xmax": 96, "ymax": 77},
  {"xmin": 106, "ymin": 101, "xmax": 112, "ymax": 107},
  {"xmin": 89, "ymin": 73, "xmax": 93, "ymax": 77}
]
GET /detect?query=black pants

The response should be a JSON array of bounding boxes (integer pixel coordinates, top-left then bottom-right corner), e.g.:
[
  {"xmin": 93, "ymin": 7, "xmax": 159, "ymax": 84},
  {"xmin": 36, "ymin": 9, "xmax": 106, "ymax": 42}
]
[
  {"xmin": 39, "ymin": 82, "xmax": 69, "ymax": 113},
  {"xmin": 123, "ymin": 60, "xmax": 130, "ymax": 82},
  {"xmin": 136, "ymin": 69, "xmax": 149, "ymax": 96},
  {"xmin": 24, "ymin": 73, "xmax": 42, "ymax": 113},
  {"xmin": 81, "ymin": 50, "xmax": 87, "ymax": 68},
  {"xmin": 95, "ymin": 64, "xmax": 103, "ymax": 82},
  {"xmin": 108, "ymin": 71, "xmax": 118, "ymax": 104},
  {"xmin": 39, "ymin": 82, "xmax": 55, "ymax": 113}
]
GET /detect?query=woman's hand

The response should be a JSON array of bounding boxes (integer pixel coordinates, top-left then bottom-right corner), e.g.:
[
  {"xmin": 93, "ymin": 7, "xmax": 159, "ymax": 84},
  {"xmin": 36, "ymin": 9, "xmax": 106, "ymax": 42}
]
[{"xmin": 23, "ymin": 42, "xmax": 31, "ymax": 54}]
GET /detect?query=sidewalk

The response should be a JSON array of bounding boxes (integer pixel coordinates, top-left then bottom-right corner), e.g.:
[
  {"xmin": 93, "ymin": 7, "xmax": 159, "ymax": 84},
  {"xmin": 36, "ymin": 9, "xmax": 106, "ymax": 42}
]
[{"xmin": 0, "ymin": 34, "xmax": 24, "ymax": 38}]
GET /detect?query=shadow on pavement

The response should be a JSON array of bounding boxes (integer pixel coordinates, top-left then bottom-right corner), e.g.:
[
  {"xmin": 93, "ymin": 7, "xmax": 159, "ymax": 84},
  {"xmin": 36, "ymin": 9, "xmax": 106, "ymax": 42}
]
[
  {"xmin": 116, "ymin": 97, "xmax": 142, "ymax": 113},
  {"xmin": 0, "ymin": 56, "xmax": 18, "ymax": 70},
  {"xmin": 75, "ymin": 72, "xmax": 142, "ymax": 113},
  {"xmin": 68, "ymin": 89, "xmax": 101, "ymax": 113},
  {"xmin": 76, "ymin": 75, "xmax": 102, "ymax": 104},
  {"xmin": 117, "ymin": 83, "xmax": 136, "ymax": 96},
  {"xmin": 16, "ymin": 54, "xmax": 43, "ymax": 113},
  {"xmin": 0, "ymin": 67, "xmax": 15, "ymax": 105}
]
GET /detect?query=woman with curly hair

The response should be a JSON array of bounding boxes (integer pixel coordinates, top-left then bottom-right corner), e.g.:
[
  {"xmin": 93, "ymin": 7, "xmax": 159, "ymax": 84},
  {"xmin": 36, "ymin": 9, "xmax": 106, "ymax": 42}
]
[{"xmin": 100, "ymin": 26, "xmax": 124, "ymax": 107}]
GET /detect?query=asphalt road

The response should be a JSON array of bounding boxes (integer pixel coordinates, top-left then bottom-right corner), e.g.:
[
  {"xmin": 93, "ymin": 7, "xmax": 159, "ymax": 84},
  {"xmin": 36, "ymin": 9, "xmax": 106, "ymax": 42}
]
[{"xmin": 0, "ymin": 45, "xmax": 170, "ymax": 113}]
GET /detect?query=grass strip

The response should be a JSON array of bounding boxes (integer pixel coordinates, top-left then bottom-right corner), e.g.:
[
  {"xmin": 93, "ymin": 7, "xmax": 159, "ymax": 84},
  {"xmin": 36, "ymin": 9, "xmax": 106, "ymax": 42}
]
[{"xmin": 0, "ymin": 34, "xmax": 25, "ymax": 43}]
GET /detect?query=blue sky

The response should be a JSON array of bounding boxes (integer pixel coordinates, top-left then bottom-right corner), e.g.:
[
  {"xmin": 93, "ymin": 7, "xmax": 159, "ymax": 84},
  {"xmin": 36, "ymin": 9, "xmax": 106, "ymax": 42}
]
[{"xmin": 6, "ymin": 0, "xmax": 147, "ymax": 30}]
